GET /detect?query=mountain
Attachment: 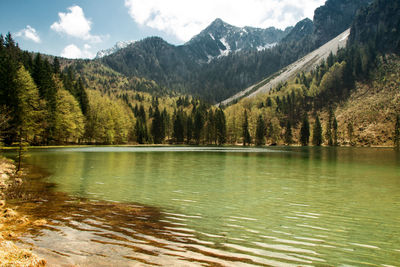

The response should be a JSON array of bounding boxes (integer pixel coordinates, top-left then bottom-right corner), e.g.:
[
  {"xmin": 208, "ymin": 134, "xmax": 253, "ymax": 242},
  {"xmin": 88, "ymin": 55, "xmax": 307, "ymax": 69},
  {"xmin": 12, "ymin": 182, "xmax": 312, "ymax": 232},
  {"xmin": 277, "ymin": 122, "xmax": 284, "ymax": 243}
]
[
  {"xmin": 185, "ymin": 18, "xmax": 291, "ymax": 62},
  {"xmin": 349, "ymin": 0, "xmax": 400, "ymax": 54},
  {"xmin": 215, "ymin": 0, "xmax": 373, "ymax": 104},
  {"xmin": 281, "ymin": 18, "xmax": 314, "ymax": 43},
  {"xmin": 95, "ymin": 40, "xmax": 135, "ymax": 58},
  {"xmin": 100, "ymin": 18, "xmax": 292, "ymax": 98},
  {"xmin": 101, "ymin": 37, "xmax": 200, "ymax": 92},
  {"xmin": 312, "ymin": 0, "xmax": 372, "ymax": 46},
  {"xmin": 96, "ymin": 0, "xmax": 373, "ymax": 103},
  {"xmin": 219, "ymin": 28, "xmax": 351, "ymax": 106},
  {"xmin": 221, "ymin": 0, "xmax": 400, "ymax": 147}
]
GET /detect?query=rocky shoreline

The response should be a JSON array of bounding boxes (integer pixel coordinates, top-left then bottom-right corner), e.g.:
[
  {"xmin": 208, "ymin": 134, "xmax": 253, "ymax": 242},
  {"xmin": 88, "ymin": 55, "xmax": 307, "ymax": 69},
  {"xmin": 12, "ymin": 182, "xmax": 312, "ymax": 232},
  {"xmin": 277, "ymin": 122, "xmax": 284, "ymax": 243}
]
[{"xmin": 0, "ymin": 157, "xmax": 46, "ymax": 266}]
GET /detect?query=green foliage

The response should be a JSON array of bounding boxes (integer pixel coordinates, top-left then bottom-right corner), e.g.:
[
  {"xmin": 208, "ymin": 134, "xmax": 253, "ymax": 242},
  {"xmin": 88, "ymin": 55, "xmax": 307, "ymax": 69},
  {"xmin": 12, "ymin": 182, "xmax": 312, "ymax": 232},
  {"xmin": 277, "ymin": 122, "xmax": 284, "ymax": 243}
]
[
  {"xmin": 255, "ymin": 115, "xmax": 265, "ymax": 146},
  {"xmin": 173, "ymin": 109, "xmax": 185, "ymax": 143},
  {"xmin": 151, "ymin": 105, "xmax": 164, "ymax": 144},
  {"xmin": 395, "ymin": 115, "xmax": 400, "ymax": 150},
  {"xmin": 333, "ymin": 117, "xmax": 338, "ymax": 146},
  {"xmin": 0, "ymin": 106, "xmax": 10, "ymax": 145},
  {"xmin": 347, "ymin": 121, "xmax": 355, "ymax": 146},
  {"xmin": 1, "ymin": 0, "xmax": 398, "ymax": 149},
  {"xmin": 186, "ymin": 116, "xmax": 193, "ymax": 144},
  {"xmin": 85, "ymin": 90, "xmax": 132, "ymax": 144},
  {"xmin": 215, "ymin": 108, "xmax": 227, "ymax": 145},
  {"xmin": 53, "ymin": 88, "xmax": 85, "ymax": 143},
  {"xmin": 242, "ymin": 110, "xmax": 251, "ymax": 146},
  {"xmin": 300, "ymin": 115, "xmax": 310, "ymax": 146},
  {"xmin": 312, "ymin": 115, "xmax": 323, "ymax": 146},
  {"xmin": 325, "ymin": 109, "xmax": 334, "ymax": 146},
  {"xmin": 193, "ymin": 109, "xmax": 204, "ymax": 145},
  {"xmin": 14, "ymin": 65, "xmax": 43, "ymax": 142},
  {"xmin": 284, "ymin": 120, "xmax": 293, "ymax": 145}
]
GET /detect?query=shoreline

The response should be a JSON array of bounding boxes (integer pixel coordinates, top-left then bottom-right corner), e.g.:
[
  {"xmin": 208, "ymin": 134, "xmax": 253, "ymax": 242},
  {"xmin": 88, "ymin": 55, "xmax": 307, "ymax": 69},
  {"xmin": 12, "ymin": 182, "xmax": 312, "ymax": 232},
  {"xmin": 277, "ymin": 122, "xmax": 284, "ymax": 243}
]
[
  {"xmin": 0, "ymin": 157, "xmax": 46, "ymax": 266},
  {"xmin": 1, "ymin": 143, "xmax": 397, "ymax": 150},
  {"xmin": 0, "ymin": 156, "xmax": 190, "ymax": 266}
]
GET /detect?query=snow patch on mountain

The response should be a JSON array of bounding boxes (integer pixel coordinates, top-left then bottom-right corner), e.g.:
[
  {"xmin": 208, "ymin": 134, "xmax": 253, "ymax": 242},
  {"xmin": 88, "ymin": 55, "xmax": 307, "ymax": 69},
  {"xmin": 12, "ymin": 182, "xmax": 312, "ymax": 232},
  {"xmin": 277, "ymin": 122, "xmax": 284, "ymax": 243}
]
[
  {"xmin": 96, "ymin": 41, "xmax": 135, "ymax": 58},
  {"xmin": 256, "ymin": 43, "xmax": 277, "ymax": 51},
  {"xmin": 219, "ymin": 37, "xmax": 231, "ymax": 57}
]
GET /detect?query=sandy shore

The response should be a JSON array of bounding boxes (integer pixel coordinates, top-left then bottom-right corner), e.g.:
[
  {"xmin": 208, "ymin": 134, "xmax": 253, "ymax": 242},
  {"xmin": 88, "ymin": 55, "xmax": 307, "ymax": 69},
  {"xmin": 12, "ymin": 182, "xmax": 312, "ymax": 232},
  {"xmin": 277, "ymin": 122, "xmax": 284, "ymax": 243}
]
[{"xmin": 0, "ymin": 157, "xmax": 46, "ymax": 266}]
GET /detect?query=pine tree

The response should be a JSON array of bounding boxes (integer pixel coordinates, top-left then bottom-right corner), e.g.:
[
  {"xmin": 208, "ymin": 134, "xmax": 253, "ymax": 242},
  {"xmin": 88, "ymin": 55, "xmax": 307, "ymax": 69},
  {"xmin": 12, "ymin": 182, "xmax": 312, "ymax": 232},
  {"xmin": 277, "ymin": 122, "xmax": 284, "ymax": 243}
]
[
  {"xmin": 255, "ymin": 115, "xmax": 265, "ymax": 146},
  {"xmin": 173, "ymin": 110, "xmax": 185, "ymax": 143},
  {"xmin": 0, "ymin": 107, "xmax": 10, "ymax": 145},
  {"xmin": 14, "ymin": 65, "xmax": 43, "ymax": 170},
  {"xmin": 325, "ymin": 120, "xmax": 333, "ymax": 146},
  {"xmin": 325, "ymin": 108, "xmax": 334, "ymax": 146},
  {"xmin": 284, "ymin": 120, "xmax": 293, "ymax": 145},
  {"xmin": 0, "ymin": 34, "xmax": 20, "ymax": 144},
  {"xmin": 347, "ymin": 121, "xmax": 355, "ymax": 146},
  {"xmin": 14, "ymin": 65, "xmax": 42, "ymax": 141},
  {"xmin": 394, "ymin": 114, "xmax": 400, "ymax": 150},
  {"xmin": 135, "ymin": 120, "xmax": 146, "ymax": 144},
  {"xmin": 193, "ymin": 110, "xmax": 203, "ymax": 145},
  {"xmin": 53, "ymin": 57, "xmax": 61, "ymax": 74},
  {"xmin": 32, "ymin": 54, "xmax": 58, "ymax": 143},
  {"xmin": 74, "ymin": 77, "xmax": 89, "ymax": 116},
  {"xmin": 205, "ymin": 109, "xmax": 215, "ymax": 144},
  {"xmin": 215, "ymin": 108, "xmax": 226, "ymax": 145},
  {"xmin": 242, "ymin": 110, "xmax": 251, "ymax": 146},
  {"xmin": 186, "ymin": 116, "xmax": 193, "ymax": 144},
  {"xmin": 151, "ymin": 105, "xmax": 163, "ymax": 144},
  {"xmin": 161, "ymin": 108, "xmax": 169, "ymax": 140},
  {"xmin": 312, "ymin": 115, "xmax": 323, "ymax": 146},
  {"xmin": 300, "ymin": 115, "xmax": 310, "ymax": 146},
  {"xmin": 333, "ymin": 117, "xmax": 338, "ymax": 146},
  {"xmin": 135, "ymin": 105, "xmax": 148, "ymax": 144}
]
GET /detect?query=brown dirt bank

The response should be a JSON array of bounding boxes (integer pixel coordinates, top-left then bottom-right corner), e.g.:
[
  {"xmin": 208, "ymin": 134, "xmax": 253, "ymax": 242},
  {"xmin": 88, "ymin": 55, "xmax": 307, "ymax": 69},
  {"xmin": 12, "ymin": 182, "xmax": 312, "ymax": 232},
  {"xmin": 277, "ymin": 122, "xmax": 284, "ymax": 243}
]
[{"xmin": 0, "ymin": 157, "xmax": 46, "ymax": 266}]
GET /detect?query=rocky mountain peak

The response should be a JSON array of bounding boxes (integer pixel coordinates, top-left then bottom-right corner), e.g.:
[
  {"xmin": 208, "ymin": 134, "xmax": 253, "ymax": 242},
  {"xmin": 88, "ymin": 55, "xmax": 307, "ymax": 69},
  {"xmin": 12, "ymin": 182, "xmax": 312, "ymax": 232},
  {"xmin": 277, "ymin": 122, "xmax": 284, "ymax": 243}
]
[{"xmin": 96, "ymin": 40, "xmax": 135, "ymax": 59}]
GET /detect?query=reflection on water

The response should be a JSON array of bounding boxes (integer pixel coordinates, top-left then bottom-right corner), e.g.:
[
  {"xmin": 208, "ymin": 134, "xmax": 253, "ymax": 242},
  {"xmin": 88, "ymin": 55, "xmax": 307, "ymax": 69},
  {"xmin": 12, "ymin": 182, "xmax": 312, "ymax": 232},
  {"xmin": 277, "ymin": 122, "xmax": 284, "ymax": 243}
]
[{"xmin": 11, "ymin": 146, "xmax": 400, "ymax": 265}]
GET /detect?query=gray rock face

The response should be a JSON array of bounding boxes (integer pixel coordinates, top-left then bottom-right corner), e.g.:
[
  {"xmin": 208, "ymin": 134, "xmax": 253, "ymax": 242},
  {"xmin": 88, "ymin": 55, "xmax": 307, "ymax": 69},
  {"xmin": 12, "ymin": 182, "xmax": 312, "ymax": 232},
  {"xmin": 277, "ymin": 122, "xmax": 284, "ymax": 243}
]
[{"xmin": 185, "ymin": 18, "xmax": 291, "ymax": 62}]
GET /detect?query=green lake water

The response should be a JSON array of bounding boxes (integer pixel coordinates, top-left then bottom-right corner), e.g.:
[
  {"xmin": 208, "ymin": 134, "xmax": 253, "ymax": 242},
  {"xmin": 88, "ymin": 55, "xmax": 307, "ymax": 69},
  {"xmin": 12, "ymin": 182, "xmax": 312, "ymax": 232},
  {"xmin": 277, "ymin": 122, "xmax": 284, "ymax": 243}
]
[{"xmin": 20, "ymin": 147, "xmax": 400, "ymax": 266}]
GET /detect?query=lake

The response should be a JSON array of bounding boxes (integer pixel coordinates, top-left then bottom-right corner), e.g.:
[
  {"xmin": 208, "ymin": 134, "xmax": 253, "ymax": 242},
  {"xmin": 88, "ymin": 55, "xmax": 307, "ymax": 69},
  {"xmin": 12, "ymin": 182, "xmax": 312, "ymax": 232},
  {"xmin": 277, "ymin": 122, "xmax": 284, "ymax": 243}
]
[{"xmin": 16, "ymin": 146, "xmax": 400, "ymax": 266}]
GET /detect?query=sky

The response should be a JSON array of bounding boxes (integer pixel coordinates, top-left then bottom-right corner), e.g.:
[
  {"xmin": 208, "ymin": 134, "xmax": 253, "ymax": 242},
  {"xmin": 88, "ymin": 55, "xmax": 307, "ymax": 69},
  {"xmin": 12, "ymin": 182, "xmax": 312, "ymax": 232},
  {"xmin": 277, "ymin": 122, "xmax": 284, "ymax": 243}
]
[{"xmin": 0, "ymin": 0, "xmax": 326, "ymax": 59}]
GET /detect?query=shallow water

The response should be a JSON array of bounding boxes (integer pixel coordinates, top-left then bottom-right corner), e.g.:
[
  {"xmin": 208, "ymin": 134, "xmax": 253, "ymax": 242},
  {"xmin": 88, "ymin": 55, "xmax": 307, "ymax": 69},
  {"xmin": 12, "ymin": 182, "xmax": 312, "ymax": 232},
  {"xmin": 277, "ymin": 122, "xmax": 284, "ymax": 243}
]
[{"xmin": 15, "ymin": 146, "xmax": 400, "ymax": 265}]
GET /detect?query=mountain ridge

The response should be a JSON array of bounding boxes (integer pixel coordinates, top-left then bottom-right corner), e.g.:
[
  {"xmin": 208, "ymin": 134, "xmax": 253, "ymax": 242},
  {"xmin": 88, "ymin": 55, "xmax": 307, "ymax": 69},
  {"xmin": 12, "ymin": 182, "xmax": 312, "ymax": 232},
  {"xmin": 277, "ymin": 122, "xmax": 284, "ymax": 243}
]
[
  {"xmin": 95, "ymin": 40, "xmax": 135, "ymax": 59},
  {"xmin": 185, "ymin": 18, "xmax": 291, "ymax": 62}
]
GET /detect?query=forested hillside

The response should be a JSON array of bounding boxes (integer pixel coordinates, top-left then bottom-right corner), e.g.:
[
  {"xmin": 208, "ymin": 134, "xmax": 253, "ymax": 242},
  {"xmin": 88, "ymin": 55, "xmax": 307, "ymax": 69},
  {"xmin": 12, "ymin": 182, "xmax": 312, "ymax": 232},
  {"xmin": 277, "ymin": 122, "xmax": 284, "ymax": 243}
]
[
  {"xmin": 0, "ymin": 0, "xmax": 398, "ymax": 148},
  {"xmin": 100, "ymin": 0, "xmax": 371, "ymax": 103},
  {"xmin": 223, "ymin": 0, "xmax": 400, "ymax": 147},
  {"xmin": 0, "ymin": 35, "xmax": 227, "ymax": 146}
]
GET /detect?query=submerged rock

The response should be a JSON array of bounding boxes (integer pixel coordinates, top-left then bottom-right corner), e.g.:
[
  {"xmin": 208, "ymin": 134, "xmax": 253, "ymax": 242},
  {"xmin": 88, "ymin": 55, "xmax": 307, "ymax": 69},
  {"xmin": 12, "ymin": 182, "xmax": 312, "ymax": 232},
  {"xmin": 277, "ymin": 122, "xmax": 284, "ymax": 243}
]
[
  {"xmin": 16, "ymin": 216, "xmax": 29, "ymax": 225},
  {"xmin": 2, "ymin": 208, "xmax": 18, "ymax": 218},
  {"xmin": 33, "ymin": 219, "xmax": 47, "ymax": 226}
]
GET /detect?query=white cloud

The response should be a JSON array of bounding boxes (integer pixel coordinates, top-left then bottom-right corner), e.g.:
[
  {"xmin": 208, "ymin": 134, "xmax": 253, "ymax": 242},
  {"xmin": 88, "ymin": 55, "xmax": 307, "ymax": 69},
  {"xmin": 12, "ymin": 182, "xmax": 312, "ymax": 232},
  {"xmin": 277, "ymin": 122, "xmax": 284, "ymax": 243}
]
[
  {"xmin": 125, "ymin": 0, "xmax": 325, "ymax": 42},
  {"xmin": 61, "ymin": 44, "xmax": 95, "ymax": 59},
  {"xmin": 15, "ymin": 25, "xmax": 41, "ymax": 43},
  {"xmin": 51, "ymin": 5, "xmax": 102, "ymax": 43}
]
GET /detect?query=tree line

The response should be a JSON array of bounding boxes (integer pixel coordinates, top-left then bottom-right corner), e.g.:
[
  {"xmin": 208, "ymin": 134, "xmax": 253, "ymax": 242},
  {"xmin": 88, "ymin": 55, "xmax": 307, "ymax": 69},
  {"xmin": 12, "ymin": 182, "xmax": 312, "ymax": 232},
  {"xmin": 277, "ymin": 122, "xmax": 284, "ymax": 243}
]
[{"xmin": 1, "ymin": 31, "xmax": 399, "ymax": 148}]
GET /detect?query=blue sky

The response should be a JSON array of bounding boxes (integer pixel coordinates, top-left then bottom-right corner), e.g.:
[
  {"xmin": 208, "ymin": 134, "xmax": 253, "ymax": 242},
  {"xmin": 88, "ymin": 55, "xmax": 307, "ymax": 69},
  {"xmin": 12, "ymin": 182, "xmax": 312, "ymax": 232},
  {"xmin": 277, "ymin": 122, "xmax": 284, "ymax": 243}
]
[{"xmin": 0, "ymin": 0, "xmax": 325, "ymax": 59}]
